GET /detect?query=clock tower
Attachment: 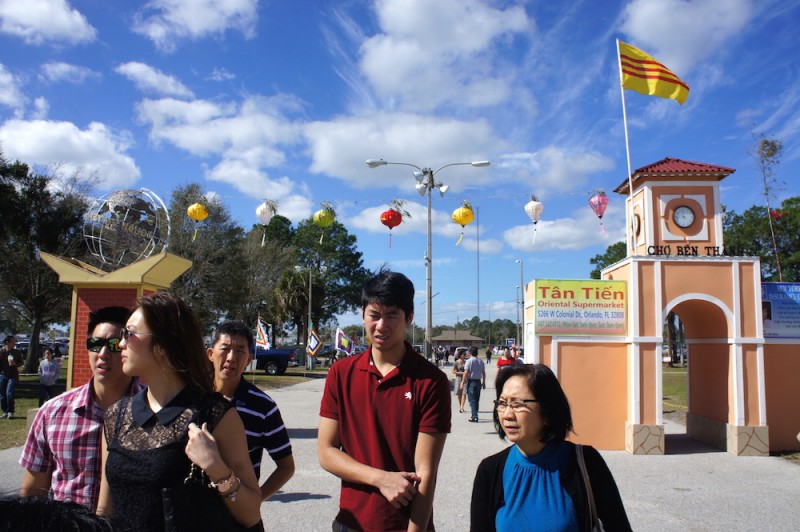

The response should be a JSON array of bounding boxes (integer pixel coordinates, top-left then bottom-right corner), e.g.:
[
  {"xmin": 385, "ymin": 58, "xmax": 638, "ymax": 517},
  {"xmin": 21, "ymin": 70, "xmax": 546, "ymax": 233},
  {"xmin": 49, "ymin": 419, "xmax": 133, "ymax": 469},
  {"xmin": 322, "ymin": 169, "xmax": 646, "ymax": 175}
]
[
  {"xmin": 615, "ymin": 157, "xmax": 734, "ymax": 255},
  {"xmin": 526, "ymin": 156, "xmax": 800, "ymax": 456}
]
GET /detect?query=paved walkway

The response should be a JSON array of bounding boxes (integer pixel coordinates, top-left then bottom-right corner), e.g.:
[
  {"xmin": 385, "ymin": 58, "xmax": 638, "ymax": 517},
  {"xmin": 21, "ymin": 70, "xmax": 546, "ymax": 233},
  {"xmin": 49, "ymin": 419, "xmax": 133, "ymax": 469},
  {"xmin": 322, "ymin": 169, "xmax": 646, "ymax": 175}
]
[{"xmin": 1, "ymin": 361, "xmax": 797, "ymax": 530}]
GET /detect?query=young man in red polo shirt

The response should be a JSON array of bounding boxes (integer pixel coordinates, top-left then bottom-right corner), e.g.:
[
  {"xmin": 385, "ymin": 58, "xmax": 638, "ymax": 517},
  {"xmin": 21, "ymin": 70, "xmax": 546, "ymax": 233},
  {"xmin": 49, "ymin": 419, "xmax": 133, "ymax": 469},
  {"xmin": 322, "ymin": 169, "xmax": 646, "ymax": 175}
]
[{"xmin": 318, "ymin": 269, "xmax": 451, "ymax": 531}]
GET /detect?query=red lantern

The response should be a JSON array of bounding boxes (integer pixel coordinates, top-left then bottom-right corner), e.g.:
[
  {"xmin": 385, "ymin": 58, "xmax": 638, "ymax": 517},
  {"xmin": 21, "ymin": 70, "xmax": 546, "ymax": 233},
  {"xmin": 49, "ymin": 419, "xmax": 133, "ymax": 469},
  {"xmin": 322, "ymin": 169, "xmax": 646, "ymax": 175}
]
[{"xmin": 380, "ymin": 209, "xmax": 403, "ymax": 247}]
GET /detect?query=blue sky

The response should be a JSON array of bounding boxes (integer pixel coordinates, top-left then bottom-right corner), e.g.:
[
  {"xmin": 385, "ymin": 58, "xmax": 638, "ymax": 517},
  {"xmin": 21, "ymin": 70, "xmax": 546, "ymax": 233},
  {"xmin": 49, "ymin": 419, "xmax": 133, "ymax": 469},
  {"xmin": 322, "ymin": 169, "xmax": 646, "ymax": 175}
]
[{"xmin": 1, "ymin": 0, "xmax": 798, "ymax": 329}]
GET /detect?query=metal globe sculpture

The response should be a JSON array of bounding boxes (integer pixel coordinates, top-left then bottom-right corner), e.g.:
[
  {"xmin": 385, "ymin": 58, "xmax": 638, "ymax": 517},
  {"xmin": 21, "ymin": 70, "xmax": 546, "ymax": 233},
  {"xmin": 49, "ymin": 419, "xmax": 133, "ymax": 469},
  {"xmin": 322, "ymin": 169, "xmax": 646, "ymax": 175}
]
[{"xmin": 83, "ymin": 188, "xmax": 171, "ymax": 269}]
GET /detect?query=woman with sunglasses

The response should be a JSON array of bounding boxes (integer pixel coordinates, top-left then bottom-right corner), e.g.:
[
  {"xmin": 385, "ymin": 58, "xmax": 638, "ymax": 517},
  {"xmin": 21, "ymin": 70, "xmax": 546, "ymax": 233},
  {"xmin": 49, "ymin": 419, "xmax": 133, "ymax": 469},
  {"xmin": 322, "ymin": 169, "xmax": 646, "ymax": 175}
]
[
  {"xmin": 96, "ymin": 292, "xmax": 262, "ymax": 531},
  {"xmin": 470, "ymin": 364, "xmax": 631, "ymax": 531}
]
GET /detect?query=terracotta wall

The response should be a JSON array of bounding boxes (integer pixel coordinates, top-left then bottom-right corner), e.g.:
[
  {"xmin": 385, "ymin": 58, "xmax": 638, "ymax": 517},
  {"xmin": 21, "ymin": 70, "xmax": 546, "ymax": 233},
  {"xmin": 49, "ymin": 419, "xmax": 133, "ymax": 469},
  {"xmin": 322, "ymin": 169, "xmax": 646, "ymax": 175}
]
[
  {"xmin": 687, "ymin": 343, "xmax": 729, "ymax": 422},
  {"xmin": 558, "ymin": 342, "xmax": 628, "ymax": 450},
  {"xmin": 764, "ymin": 344, "xmax": 800, "ymax": 451},
  {"xmin": 741, "ymin": 344, "xmax": 761, "ymax": 426}
]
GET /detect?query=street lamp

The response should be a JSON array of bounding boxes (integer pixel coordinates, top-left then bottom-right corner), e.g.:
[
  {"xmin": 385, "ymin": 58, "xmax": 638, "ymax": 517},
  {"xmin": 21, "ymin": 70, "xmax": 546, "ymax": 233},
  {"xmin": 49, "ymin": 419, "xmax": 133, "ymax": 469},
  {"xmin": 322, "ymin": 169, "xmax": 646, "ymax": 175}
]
[
  {"xmin": 366, "ymin": 158, "xmax": 490, "ymax": 360},
  {"xmin": 515, "ymin": 285, "xmax": 521, "ymax": 350},
  {"xmin": 516, "ymin": 259, "xmax": 524, "ymax": 351}
]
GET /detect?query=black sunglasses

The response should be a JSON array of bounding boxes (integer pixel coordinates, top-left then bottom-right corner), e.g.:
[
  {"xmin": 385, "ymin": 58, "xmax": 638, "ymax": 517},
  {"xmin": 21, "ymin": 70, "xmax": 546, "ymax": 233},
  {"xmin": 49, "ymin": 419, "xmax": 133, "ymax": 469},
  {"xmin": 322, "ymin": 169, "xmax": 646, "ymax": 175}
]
[
  {"xmin": 120, "ymin": 327, "xmax": 155, "ymax": 342},
  {"xmin": 86, "ymin": 337, "xmax": 122, "ymax": 353}
]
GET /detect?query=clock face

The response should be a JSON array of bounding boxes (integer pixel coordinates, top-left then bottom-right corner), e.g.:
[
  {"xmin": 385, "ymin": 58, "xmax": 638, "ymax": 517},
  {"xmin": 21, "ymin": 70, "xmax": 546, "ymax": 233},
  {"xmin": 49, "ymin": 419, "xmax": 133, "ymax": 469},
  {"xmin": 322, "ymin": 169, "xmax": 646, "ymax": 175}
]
[
  {"xmin": 673, "ymin": 206, "xmax": 695, "ymax": 228},
  {"xmin": 633, "ymin": 213, "xmax": 641, "ymax": 236}
]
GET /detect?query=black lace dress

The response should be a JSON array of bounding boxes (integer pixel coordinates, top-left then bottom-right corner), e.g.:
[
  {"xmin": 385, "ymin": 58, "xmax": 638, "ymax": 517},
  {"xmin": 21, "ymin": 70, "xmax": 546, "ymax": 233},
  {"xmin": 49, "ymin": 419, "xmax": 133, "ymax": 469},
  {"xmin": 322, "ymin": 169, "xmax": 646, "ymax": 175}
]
[{"xmin": 104, "ymin": 386, "xmax": 231, "ymax": 532}]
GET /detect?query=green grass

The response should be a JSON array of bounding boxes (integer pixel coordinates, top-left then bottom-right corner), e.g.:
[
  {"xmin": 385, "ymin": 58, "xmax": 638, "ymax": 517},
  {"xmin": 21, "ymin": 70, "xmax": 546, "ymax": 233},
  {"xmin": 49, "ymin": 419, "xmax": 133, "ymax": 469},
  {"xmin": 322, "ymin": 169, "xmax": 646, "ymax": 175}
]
[{"xmin": 662, "ymin": 365, "xmax": 688, "ymax": 413}]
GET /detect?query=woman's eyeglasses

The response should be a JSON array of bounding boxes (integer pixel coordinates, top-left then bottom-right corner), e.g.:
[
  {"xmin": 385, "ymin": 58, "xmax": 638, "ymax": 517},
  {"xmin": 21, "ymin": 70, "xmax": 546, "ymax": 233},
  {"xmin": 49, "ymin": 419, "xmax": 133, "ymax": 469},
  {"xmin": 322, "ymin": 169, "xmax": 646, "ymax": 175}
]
[
  {"xmin": 121, "ymin": 327, "xmax": 155, "ymax": 342},
  {"xmin": 86, "ymin": 337, "xmax": 122, "ymax": 353},
  {"xmin": 494, "ymin": 399, "xmax": 539, "ymax": 412}
]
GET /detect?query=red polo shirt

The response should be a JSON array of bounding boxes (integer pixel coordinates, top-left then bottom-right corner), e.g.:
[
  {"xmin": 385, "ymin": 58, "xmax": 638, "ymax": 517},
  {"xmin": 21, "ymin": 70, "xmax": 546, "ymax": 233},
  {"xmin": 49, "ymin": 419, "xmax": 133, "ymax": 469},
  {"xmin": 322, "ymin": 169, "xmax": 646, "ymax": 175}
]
[{"xmin": 320, "ymin": 342, "xmax": 451, "ymax": 531}]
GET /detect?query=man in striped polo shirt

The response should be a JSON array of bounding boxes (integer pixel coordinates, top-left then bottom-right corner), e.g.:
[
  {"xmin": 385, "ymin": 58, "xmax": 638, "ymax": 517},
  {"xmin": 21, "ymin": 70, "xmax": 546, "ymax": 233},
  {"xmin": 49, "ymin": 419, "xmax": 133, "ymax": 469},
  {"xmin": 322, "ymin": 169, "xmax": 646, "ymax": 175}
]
[{"xmin": 208, "ymin": 320, "xmax": 295, "ymax": 500}]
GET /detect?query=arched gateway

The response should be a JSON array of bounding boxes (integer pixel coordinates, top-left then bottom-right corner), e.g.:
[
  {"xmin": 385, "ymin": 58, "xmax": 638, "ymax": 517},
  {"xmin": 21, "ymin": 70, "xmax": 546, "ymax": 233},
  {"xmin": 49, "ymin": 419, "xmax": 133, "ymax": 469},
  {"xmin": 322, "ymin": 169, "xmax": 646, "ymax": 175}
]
[{"xmin": 526, "ymin": 158, "xmax": 800, "ymax": 455}]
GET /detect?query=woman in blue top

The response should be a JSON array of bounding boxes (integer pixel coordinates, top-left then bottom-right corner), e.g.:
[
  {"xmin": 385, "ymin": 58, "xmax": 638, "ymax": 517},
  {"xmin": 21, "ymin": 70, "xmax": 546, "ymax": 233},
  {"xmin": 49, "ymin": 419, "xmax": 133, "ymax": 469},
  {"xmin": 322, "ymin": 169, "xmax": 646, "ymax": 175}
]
[{"xmin": 470, "ymin": 364, "xmax": 631, "ymax": 531}]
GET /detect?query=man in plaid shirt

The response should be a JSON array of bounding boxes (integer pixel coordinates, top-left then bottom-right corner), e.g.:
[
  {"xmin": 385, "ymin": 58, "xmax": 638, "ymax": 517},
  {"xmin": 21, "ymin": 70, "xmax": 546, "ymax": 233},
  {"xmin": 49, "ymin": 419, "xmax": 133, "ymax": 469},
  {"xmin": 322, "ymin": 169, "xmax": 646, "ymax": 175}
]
[{"xmin": 19, "ymin": 306, "xmax": 141, "ymax": 511}]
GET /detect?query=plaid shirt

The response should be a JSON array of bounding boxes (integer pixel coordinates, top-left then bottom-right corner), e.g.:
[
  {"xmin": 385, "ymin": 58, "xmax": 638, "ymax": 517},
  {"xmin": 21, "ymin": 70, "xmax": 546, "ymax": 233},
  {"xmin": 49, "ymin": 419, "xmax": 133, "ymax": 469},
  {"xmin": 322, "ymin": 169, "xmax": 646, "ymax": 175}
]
[{"xmin": 19, "ymin": 379, "xmax": 141, "ymax": 511}]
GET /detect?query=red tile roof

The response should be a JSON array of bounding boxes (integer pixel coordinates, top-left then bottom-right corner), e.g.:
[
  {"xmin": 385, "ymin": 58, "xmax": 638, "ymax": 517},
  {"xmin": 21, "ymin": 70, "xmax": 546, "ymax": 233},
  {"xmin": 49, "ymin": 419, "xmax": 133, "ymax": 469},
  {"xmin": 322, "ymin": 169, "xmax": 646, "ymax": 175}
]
[{"xmin": 614, "ymin": 157, "xmax": 735, "ymax": 194}]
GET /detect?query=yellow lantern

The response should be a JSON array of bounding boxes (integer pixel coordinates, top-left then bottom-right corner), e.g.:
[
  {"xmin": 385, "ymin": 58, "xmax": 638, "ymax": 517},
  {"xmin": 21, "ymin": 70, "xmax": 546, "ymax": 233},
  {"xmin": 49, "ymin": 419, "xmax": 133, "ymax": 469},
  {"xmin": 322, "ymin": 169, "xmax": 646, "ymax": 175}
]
[
  {"xmin": 451, "ymin": 200, "xmax": 474, "ymax": 246},
  {"xmin": 312, "ymin": 209, "xmax": 335, "ymax": 228},
  {"xmin": 187, "ymin": 202, "xmax": 209, "ymax": 241},
  {"xmin": 312, "ymin": 202, "xmax": 336, "ymax": 243}
]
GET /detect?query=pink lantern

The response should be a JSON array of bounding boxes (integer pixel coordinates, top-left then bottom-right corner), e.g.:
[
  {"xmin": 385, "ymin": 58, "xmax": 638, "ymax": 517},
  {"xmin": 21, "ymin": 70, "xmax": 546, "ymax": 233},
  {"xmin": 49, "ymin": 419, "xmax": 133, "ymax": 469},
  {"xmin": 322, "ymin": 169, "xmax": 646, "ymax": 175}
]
[{"xmin": 589, "ymin": 190, "xmax": 609, "ymax": 237}]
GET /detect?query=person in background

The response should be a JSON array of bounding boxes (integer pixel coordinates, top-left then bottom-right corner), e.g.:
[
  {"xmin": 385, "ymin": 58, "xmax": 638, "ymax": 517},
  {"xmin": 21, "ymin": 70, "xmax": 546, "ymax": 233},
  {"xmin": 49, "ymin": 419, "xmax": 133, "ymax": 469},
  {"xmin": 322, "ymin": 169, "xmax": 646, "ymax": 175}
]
[
  {"xmin": 208, "ymin": 320, "xmax": 295, "ymax": 500},
  {"xmin": 20, "ymin": 307, "xmax": 141, "ymax": 510},
  {"xmin": 38, "ymin": 346, "xmax": 61, "ymax": 406},
  {"xmin": 97, "ymin": 292, "xmax": 262, "ymax": 531},
  {"xmin": 318, "ymin": 269, "xmax": 451, "ymax": 531},
  {"xmin": 496, "ymin": 347, "xmax": 514, "ymax": 369},
  {"xmin": 470, "ymin": 364, "xmax": 631, "ymax": 531},
  {"xmin": 452, "ymin": 351, "xmax": 467, "ymax": 414},
  {"xmin": 0, "ymin": 335, "xmax": 23, "ymax": 419},
  {"xmin": 463, "ymin": 347, "xmax": 486, "ymax": 423},
  {"xmin": 485, "ymin": 346, "xmax": 492, "ymax": 365}
]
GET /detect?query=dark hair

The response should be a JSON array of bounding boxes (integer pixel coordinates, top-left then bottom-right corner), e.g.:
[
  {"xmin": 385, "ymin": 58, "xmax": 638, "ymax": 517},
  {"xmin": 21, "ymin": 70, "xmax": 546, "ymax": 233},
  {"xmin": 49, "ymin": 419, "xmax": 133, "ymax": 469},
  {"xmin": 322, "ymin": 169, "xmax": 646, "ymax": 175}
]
[
  {"xmin": 137, "ymin": 292, "xmax": 213, "ymax": 393},
  {"xmin": 0, "ymin": 496, "xmax": 114, "ymax": 531},
  {"xmin": 87, "ymin": 306, "xmax": 131, "ymax": 335},
  {"xmin": 3, "ymin": 336, "xmax": 14, "ymax": 345},
  {"xmin": 494, "ymin": 364, "xmax": 573, "ymax": 443},
  {"xmin": 469, "ymin": 346, "xmax": 478, "ymax": 357},
  {"xmin": 361, "ymin": 268, "xmax": 414, "ymax": 318},
  {"xmin": 212, "ymin": 320, "xmax": 254, "ymax": 353}
]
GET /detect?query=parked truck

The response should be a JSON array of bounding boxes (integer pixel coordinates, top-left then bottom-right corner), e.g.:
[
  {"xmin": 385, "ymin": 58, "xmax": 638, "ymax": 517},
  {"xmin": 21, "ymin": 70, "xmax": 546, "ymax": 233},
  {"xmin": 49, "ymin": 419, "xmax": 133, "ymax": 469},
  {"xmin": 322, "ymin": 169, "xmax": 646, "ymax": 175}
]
[{"xmin": 254, "ymin": 345, "xmax": 298, "ymax": 375}]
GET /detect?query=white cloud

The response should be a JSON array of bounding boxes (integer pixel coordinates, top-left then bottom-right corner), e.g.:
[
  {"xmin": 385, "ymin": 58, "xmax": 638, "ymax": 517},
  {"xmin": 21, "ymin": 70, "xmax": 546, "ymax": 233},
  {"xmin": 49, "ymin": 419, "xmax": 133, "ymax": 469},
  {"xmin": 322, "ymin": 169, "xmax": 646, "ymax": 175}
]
[
  {"xmin": 116, "ymin": 62, "xmax": 193, "ymax": 98},
  {"xmin": 135, "ymin": 94, "xmax": 310, "ymax": 206},
  {"xmin": 31, "ymin": 97, "xmax": 48, "ymax": 118},
  {"xmin": 136, "ymin": 95, "xmax": 302, "ymax": 160},
  {"xmin": 133, "ymin": 0, "xmax": 258, "ymax": 53},
  {"xmin": 208, "ymin": 67, "xmax": 235, "ymax": 82},
  {"xmin": 620, "ymin": 0, "xmax": 753, "ymax": 75},
  {"xmin": 0, "ymin": 64, "xmax": 24, "ymax": 110},
  {"xmin": 359, "ymin": 0, "xmax": 531, "ymax": 111},
  {"xmin": 0, "ymin": 119, "xmax": 140, "ymax": 188},
  {"xmin": 39, "ymin": 62, "xmax": 100, "ymax": 84},
  {"xmin": 497, "ymin": 146, "xmax": 615, "ymax": 193},
  {"xmin": 205, "ymin": 159, "xmax": 312, "ymax": 222},
  {"xmin": 305, "ymin": 112, "xmax": 500, "ymax": 190},
  {"xmin": 0, "ymin": 0, "xmax": 96, "ymax": 45},
  {"xmin": 504, "ymin": 202, "xmax": 626, "ymax": 252},
  {"xmin": 460, "ymin": 237, "xmax": 503, "ymax": 255}
]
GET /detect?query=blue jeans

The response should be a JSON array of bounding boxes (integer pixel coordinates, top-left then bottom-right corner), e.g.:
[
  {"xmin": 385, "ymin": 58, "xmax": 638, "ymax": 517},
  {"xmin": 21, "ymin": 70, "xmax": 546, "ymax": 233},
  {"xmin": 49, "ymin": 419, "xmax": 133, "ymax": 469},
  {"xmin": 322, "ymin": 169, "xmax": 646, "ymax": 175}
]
[
  {"xmin": 466, "ymin": 379, "xmax": 482, "ymax": 420},
  {"xmin": 0, "ymin": 375, "xmax": 17, "ymax": 414}
]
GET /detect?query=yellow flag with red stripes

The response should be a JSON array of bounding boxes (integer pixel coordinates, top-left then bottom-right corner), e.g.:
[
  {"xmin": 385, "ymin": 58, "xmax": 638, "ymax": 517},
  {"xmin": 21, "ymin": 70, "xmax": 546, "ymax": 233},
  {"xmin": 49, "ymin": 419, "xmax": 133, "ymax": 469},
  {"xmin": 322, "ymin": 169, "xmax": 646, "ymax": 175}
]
[{"xmin": 619, "ymin": 40, "xmax": 689, "ymax": 105}]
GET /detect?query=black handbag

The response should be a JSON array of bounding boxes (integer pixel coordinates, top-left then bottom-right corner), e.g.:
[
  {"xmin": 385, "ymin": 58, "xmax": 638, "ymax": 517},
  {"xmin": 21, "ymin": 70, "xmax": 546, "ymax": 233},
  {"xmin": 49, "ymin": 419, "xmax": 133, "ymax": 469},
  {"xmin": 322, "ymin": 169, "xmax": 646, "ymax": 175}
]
[
  {"xmin": 162, "ymin": 463, "xmax": 263, "ymax": 532},
  {"xmin": 161, "ymin": 397, "xmax": 264, "ymax": 532}
]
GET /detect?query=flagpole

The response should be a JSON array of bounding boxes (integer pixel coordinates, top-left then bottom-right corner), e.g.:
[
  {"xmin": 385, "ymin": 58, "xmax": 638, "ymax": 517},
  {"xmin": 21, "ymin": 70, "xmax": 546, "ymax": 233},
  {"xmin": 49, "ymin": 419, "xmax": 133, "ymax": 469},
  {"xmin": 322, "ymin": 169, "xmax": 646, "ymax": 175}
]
[{"xmin": 617, "ymin": 38, "xmax": 637, "ymax": 256}]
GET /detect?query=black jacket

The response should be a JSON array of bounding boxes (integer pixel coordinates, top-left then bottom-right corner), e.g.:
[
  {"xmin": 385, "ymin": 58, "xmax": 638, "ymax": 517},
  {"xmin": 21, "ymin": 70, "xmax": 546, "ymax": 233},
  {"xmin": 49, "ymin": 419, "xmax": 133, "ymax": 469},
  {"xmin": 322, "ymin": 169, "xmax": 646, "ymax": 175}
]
[{"xmin": 470, "ymin": 442, "xmax": 632, "ymax": 532}]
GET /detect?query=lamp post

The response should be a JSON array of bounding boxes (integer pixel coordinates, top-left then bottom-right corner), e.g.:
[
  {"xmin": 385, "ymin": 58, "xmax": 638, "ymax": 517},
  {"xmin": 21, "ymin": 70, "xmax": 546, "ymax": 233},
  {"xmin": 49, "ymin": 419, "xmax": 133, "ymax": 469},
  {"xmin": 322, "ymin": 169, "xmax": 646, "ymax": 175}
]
[
  {"xmin": 516, "ymin": 259, "xmax": 524, "ymax": 351},
  {"xmin": 515, "ymin": 285, "xmax": 521, "ymax": 349},
  {"xmin": 366, "ymin": 158, "xmax": 490, "ymax": 361}
]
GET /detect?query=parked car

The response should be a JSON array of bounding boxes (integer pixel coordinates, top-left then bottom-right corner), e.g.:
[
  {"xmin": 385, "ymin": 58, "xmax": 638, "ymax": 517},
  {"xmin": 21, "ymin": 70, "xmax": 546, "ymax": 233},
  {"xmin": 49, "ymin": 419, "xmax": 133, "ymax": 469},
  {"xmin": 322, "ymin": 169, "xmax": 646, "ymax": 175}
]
[{"xmin": 254, "ymin": 345, "xmax": 297, "ymax": 375}]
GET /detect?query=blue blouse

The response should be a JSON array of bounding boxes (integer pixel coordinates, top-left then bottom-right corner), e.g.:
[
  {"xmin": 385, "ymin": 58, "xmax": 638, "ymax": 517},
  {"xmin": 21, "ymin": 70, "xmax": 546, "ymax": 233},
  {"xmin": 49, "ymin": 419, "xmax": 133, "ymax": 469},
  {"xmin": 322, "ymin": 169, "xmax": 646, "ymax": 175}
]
[{"xmin": 495, "ymin": 441, "xmax": 578, "ymax": 532}]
